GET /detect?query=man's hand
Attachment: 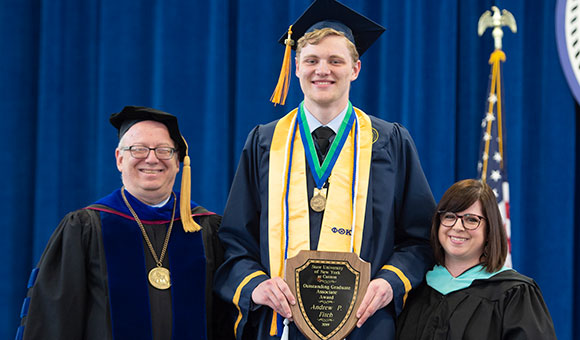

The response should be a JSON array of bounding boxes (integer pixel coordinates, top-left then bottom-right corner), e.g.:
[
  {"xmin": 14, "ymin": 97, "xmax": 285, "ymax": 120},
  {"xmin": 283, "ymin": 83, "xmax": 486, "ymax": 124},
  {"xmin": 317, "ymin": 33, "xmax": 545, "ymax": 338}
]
[
  {"xmin": 355, "ymin": 278, "xmax": 393, "ymax": 328},
  {"xmin": 251, "ymin": 277, "xmax": 296, "ymax": 319}
]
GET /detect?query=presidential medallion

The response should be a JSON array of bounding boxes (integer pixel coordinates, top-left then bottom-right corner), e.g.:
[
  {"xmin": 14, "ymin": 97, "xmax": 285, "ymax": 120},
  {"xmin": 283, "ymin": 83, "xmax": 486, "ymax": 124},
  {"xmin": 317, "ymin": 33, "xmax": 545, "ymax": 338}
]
[
  {"xmin": 310, "ymin": 188, "xmax": 327, "ymax": 212},
  {"xmin": 148, "ymin": 267, "xmax": 171, "ymax": 290},
  {"xmin": 121, "ymin": 187, "xmax": 176, "ymax": 291}
]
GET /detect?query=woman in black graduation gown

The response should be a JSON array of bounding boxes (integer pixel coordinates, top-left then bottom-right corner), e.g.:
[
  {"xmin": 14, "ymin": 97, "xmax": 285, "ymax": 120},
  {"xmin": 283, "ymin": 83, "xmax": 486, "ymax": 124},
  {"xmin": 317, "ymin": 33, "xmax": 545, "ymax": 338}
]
[{"xmin": 396, "ymin": 179, "xmax": 556, "ymax": 340}]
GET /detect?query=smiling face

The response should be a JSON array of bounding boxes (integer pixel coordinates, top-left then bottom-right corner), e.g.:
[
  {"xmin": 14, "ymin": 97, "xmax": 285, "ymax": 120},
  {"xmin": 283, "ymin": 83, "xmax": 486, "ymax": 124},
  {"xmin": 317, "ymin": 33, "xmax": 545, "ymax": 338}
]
[
  {"xmin": 115, "ymin": 120, "xmax": 180, "ymax": 205},
  {"xmin": 295, "ymin": 34, "xmax": 361, "ymax": 114},
  {"xmin": 438, "ymin": 200, "xmax": 487, "ymax": 270}
]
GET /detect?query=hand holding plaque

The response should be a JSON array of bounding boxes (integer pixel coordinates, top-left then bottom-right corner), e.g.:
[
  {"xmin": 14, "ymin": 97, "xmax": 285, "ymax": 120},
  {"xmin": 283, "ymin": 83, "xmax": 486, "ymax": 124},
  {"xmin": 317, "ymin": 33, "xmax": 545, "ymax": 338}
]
[{"xmin": 285, "ymin": 250, "xmax": 370, "ymax": 340}]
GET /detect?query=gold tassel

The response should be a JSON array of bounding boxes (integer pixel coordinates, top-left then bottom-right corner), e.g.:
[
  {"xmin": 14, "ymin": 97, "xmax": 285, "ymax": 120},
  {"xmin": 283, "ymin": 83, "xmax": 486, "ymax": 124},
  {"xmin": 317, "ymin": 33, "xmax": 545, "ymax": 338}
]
[
  {"xmin": 270, "ymin": 310, "xmax": 278, "ymax": 336},
  {"xmin": 180, "ymin": 139, "xmax": 201, "ymax": 232},
  {"xmin": 488, "ymin": 49, "xmax": 506, "ymax": 64},
  {"xmin": 270, "ymin": 26, "xmax": 294, "ymax": 106}
]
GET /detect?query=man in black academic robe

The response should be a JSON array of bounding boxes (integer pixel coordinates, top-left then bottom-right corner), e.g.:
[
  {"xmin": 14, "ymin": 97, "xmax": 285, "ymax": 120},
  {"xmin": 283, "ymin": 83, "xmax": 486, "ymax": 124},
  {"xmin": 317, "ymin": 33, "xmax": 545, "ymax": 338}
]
[{"xmin": 15, "ymin": 106, "xmax": 232, "ymax": 340}]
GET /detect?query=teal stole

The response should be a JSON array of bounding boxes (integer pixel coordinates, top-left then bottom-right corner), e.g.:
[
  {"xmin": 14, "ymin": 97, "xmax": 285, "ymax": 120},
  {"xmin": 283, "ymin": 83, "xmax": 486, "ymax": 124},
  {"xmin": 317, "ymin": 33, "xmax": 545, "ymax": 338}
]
[{"xmin": 426, "ymin": 264, "xmax": 512, "ymax": 295}]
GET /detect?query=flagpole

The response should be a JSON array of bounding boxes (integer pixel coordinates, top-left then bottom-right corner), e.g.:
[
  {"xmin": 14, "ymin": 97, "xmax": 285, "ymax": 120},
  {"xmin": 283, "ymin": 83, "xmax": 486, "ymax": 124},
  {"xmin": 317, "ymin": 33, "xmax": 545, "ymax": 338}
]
[{"xmin": 477, "ymin": 6, "xmax": 517, "ymax": 268}]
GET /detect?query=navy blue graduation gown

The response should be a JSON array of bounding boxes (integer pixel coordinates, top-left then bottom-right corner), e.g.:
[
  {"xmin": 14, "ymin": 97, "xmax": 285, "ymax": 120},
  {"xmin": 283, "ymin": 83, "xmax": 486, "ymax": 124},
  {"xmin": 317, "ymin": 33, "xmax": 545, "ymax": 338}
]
[{"xmin": 215, "ymin": 115, "xmax": 436, "ymax": 340}]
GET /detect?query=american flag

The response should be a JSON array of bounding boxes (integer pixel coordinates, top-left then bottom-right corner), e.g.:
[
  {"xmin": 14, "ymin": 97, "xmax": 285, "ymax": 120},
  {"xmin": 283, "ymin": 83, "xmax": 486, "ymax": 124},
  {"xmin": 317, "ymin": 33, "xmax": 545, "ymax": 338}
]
[{"xmin": 477, "ymin": 50, "xmax": 512, "ymax": 268}]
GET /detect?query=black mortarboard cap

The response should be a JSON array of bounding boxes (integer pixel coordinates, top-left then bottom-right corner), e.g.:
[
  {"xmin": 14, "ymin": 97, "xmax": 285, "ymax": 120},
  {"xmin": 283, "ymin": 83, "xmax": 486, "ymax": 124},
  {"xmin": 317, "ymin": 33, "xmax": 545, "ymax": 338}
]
[
  {"xmin": 109, "ymin": 105, "xmax": 201, "ymax": 232},
  {"xmin": 277, "ymin": 0, "xmax": 385, "ymax": 57},
  {"xmin": 110, "ymin": 106, "xmax": 187, "ymax": 162},
  {"xmin": 270, "ymin": 0, "xmax": 385, "ymax": 105}
]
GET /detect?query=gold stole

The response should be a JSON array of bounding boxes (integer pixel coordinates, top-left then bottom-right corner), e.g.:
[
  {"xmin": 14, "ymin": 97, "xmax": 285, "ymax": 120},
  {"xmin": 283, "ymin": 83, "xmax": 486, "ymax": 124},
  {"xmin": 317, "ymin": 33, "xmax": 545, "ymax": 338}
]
[
  {"xmin": 267, "ymin": 107, "xmax": 372, "ymax": 335},
  {"xmin": 268, "ymin": 107, "xmax": 372, "ymax": 281}
]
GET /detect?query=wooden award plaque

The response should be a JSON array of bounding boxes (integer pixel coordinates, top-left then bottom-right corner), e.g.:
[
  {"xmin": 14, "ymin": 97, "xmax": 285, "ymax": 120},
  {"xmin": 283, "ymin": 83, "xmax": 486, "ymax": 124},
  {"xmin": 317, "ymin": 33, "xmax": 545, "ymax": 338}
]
[{"xmin": 285, "ymin": 250, "xmax": 370, "ymax": 340}]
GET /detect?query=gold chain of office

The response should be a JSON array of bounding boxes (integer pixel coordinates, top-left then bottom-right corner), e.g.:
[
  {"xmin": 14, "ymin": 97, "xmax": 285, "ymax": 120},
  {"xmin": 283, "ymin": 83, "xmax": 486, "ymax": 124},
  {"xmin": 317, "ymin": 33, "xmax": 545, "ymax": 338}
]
[{"xmin": 121, "ymin": 186, "xmax": 176, "ymax": 290}]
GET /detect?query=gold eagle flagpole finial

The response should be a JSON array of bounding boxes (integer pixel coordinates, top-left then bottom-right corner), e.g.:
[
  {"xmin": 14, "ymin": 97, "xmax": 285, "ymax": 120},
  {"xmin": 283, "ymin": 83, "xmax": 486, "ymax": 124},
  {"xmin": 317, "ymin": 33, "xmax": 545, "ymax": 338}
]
[{"xmin": 478, "ymin": 6, "xmax": 517, "ymax": 50}]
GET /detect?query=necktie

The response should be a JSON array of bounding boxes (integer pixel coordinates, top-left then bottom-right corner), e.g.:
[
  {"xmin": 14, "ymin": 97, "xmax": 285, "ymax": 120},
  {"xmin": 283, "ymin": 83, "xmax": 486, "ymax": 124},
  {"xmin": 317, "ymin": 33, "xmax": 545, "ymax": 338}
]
[{"xmin": 312, "ymin": 126, "xmax": 335, "ymax": 162}]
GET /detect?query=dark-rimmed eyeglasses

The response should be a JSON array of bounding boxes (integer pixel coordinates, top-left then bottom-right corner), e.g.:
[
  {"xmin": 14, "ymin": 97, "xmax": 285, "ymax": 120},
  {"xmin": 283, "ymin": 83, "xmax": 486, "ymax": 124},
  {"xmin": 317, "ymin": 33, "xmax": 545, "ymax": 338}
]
[
  {"xmin": 120, "ymin": 145, "xmax": 176, "ymax": 160},
  {"xmin": 438, "ymin": 211, "xmax": 486, "ymax": 230}
]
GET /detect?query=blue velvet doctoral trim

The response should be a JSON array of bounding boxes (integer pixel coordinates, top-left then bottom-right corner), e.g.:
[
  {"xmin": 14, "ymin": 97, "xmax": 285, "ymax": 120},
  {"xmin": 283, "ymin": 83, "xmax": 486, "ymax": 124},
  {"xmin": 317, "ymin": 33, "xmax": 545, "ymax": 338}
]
[
  {"xmin": 168, "ymin": 220, "xmax": 207, "ymax": 339},
  {"xmin": 426, "ymin": 264, "xmax": 512, "ymax": 295},
  {"xmin": 94, "ymin": 189, "xmax": 207, "ymax": 340},
  {"xmin": 19, "ymin": 297, "xmax": 30, "ymax": 318},
  {"xmin": 100, "ymin": 208, "xmax": 153, "ymax": 340},
  {"xmin": 15, "ymin": 325, "xmax": 24, "ymax": 340},
  {"xmin": 94, "ymin": 188, "xmax": 199, "ymax": 222},
  {"xmin": 27, "ymin": 268, "xmax": 39, "ymax": 288}
]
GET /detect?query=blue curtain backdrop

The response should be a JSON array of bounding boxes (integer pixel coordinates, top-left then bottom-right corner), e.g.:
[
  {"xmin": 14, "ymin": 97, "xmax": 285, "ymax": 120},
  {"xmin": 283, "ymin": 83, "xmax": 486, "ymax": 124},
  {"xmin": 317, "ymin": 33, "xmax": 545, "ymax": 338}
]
[{"xmin": 1, "ymin": 0, "xmax": 577, "ymax": 339}]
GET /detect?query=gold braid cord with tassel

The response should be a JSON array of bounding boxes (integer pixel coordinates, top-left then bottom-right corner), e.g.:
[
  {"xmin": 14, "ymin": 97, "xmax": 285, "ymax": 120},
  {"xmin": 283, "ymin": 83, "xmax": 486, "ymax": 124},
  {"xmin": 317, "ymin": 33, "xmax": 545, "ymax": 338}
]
[
  {"xmin": 180, "ymin": 137, "xmax": 201, "ymax": 232},
  {"xmin": 270, "ymin": 25, "xmax": 294, "ymax": 106},
  {"xmin": 481, "ymin": 49, "xmax": 505, "ymax": 183}
]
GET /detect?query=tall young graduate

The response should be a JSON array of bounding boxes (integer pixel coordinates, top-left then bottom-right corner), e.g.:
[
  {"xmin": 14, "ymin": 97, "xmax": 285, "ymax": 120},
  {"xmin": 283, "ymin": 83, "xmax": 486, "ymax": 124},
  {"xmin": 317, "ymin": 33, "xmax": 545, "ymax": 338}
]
[
  {"xmin": 396, "ymin": 179, "xmax": 557, "ymax": 340},
  {"xmin": 214, "ymin": 1, "xmax": 436, "ymax": 339},
  {"xmin": 15, "ymin": 106, "xmax": 232, "ymax": 340}
]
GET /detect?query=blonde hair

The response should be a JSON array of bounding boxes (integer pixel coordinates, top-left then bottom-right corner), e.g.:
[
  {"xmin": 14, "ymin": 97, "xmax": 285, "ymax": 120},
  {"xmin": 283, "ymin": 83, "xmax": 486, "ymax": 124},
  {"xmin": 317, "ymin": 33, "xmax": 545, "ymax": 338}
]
[{"xmin": 296, "ymin": 27, "xmax": 359, "ymax": 64}]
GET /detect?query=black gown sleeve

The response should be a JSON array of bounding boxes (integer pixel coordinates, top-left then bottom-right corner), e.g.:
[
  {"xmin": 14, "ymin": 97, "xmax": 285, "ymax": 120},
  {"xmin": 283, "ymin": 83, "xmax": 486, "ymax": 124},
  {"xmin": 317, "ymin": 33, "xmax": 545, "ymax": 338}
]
[
  {"xmin": 374, "ymin": 122, "xmax": 436, "ymax": 314},
  {"xmin": 19, "ymin": 209, "xmax": 111, "ymax": 340},
  {"xmin": 214, "ymin": 126, "xmax": 272, "ymax": 340},
  {"xmin": 198, "ymin": 211, "xmax": 236, "ymax": 340},
  {"xmin": 501, "ymin": 279, "xmax": 557, "ymax": 340}
]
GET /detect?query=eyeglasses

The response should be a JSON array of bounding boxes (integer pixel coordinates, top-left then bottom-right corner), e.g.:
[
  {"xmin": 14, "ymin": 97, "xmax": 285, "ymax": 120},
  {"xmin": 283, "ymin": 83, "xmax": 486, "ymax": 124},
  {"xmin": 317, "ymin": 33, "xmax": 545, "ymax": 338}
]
[
  {"xmin": 120, "ymin": 145, "xmax": 176, "ymax": 160},
  {"xmin": 438, "ymin": 211, "xmax": 486, "ymax": 230}
]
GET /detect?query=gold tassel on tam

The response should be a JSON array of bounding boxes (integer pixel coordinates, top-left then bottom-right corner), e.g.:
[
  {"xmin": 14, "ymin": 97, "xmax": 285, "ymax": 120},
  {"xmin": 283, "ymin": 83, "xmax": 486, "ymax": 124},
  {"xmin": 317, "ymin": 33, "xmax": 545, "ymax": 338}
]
[
  {"xmin": 180, "ymin": 139, "xmax": 201, "ymax": 232},
  {"xmin": 270, "ymin": 25, "xmax": 294, "ymax": 106}
]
